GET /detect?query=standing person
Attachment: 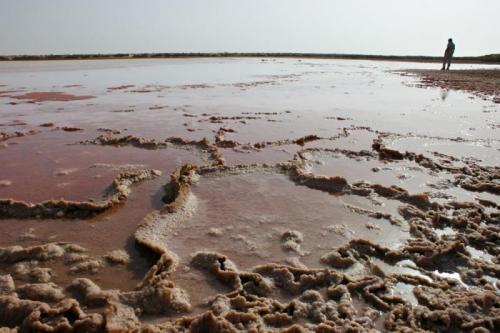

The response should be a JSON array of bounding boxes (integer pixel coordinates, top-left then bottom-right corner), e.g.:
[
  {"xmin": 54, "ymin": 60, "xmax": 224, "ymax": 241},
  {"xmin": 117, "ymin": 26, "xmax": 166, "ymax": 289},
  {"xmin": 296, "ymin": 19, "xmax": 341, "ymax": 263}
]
[{"xmin": 441, "ymin": 38, "xmax": 455, "ymax": 70}]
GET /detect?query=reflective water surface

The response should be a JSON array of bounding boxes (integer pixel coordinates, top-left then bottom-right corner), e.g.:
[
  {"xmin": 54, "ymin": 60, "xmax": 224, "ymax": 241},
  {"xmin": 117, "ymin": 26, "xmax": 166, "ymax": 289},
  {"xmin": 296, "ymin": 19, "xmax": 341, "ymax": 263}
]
[{"xmin": 0, "ymin": 58, "xmax": 498, "ymax": 329}]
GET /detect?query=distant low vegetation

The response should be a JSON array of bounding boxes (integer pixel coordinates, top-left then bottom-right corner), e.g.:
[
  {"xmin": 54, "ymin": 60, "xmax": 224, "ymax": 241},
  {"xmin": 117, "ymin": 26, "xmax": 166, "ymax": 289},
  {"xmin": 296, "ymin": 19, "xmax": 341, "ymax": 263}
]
[
  {"xmin": 476, "ymin": 54, "xmax": 500, "ymax": 62},
  {"xmin": 1, "ymin": 52, "xmax": 499, "ymax": 64}
]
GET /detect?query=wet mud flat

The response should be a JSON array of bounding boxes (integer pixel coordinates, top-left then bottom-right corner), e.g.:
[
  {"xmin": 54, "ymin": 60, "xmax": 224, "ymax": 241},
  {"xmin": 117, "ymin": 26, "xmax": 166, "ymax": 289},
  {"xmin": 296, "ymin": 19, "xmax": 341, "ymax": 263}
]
[
  {"xmin": 401, "ymin": 69, "xmax": 500, "ymax": 104},
  {"xmin": 0, "ymin": 58, "xmax": 499, "ymax": 332}
]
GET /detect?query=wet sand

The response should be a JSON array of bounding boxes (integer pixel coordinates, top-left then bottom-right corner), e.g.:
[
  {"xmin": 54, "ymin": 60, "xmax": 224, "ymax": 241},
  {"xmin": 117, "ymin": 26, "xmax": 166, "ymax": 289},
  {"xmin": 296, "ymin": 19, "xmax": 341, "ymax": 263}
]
[{"xmin": 0, "ymin": 58, "xmax": 498, "ymax": 332}]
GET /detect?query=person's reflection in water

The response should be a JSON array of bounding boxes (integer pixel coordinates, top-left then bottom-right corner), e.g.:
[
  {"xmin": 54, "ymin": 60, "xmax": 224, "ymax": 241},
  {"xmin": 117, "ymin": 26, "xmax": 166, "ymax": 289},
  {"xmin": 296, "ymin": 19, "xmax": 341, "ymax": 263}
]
[{"xmin": 440, "ymin": 89, "xmax": 449, "ymax": 101}]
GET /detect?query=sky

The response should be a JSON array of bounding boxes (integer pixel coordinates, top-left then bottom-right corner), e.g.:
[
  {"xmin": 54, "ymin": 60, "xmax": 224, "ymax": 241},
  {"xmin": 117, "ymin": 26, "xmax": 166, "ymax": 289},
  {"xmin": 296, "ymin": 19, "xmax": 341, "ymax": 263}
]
[{"xmin": 0, "ymin": 0, "xmax": 499, "ymax": 56}]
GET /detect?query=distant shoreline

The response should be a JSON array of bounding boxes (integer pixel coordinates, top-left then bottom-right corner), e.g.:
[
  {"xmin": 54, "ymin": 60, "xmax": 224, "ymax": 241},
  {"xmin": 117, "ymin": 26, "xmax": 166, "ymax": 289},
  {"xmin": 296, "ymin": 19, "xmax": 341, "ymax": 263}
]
[{"xmin": 1, "ymin": 52, "xmax": 499, "ymax": 64}]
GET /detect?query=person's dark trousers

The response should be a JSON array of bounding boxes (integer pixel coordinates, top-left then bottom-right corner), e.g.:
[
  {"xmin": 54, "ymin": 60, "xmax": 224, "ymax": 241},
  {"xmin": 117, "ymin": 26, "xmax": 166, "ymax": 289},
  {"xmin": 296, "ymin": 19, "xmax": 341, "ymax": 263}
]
[{"xmin": 442, "ymin": 54, "xmax": 453, "ymax": 70}]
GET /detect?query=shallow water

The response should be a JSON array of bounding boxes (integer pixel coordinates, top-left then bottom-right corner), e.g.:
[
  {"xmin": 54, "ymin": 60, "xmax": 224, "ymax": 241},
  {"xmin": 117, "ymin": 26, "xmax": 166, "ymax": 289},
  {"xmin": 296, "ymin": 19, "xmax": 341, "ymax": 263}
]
[
  {"xmin": 169, "ymin": 172, "xmax": 408, "ymax": 267},
  {"xmin": 0, "ymin": 58, "xmax": 498, "ymax": 329}
]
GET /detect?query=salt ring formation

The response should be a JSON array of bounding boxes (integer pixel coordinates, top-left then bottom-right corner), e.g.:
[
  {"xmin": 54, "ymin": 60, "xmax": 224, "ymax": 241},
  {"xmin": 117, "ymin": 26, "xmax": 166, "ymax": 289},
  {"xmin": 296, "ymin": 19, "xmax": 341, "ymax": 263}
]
[{"xmin": 0, "ymin": 59, "xmax": 498, "ymax": 332}]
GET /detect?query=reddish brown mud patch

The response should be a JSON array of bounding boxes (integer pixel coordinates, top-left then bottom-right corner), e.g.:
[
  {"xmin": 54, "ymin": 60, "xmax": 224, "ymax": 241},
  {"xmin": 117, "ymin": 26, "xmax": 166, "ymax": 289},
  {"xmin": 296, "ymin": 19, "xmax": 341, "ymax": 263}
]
[
  {"xmin": 0, "ymin": 90, "xmax": 24, "ymax": 96},
  {"xmin": 10, "ymin": 92, "xmax": 95, "ymax": 102}
]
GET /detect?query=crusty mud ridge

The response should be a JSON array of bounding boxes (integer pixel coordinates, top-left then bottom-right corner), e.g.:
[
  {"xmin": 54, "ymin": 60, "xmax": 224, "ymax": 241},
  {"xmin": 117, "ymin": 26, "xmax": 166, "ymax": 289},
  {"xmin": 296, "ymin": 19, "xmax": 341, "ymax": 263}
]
[
  {"xmin": 0, "ymin": 168, "xmax": 161, "ymax": 219},
  {"xmin": 0, "ymin": 241, "xmax": 189, "ymax": 332},
  {"xmin": 401, "ymin": 69, "xmax": 500, "ymax": 103},
  {"xmin": 79, "ymin": 134, "xmax": 224, "ymax": 166},
  {"xmin": 0, "ymin": 130, "xmax": 38, "ymax": 143},
  {"xmin": 0, "ymin": 133, "xmax": 499, "ymax": 332}
]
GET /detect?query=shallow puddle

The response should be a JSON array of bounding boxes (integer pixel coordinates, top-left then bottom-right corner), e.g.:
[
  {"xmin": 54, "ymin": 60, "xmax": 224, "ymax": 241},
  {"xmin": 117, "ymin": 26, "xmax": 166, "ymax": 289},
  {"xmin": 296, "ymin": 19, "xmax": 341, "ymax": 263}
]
[
  {"xmin": 387, "ymin": 136, "xmax": 500, "ymax": 165},
  {"xmin": 155, "ymin": 171, "xmax": 409, "ymax": 311},
  {"xmin": 303, "ymin": 149, "xmax": 454, "ymax": 195},
  {"xmin": 167, "ymin": 172, "xmax": 407, "ymax": 269}
]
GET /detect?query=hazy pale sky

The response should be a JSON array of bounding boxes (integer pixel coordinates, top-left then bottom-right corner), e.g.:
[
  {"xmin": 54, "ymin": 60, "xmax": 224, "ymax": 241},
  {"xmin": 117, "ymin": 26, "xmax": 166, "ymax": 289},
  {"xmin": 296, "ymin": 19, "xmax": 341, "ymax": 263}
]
[{"xmin": 0, "ymin": 0, "xmax": 498, "ymax": 56}]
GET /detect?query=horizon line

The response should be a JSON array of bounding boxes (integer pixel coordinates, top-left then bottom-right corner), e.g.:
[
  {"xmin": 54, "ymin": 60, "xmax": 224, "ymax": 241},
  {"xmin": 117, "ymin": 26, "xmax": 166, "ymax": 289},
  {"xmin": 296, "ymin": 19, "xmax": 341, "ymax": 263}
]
[{"xmin": 1, "ymin": 52, "xmax": 499, "ymax": 64}]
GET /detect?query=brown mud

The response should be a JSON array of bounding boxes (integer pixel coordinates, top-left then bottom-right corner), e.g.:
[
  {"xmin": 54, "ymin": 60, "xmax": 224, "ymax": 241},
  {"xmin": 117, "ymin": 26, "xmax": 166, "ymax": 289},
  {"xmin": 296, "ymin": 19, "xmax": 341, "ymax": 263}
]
[{"xmin": 402, "ymin": 69, "xmax": 500, "ymax": 103}]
